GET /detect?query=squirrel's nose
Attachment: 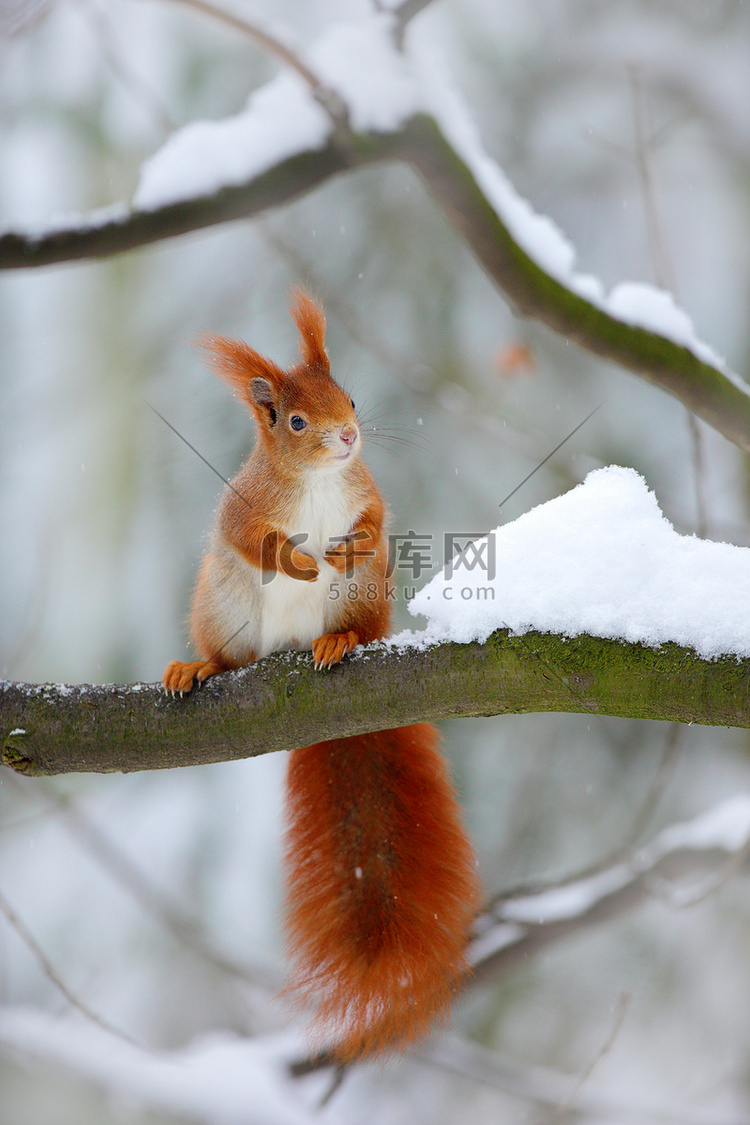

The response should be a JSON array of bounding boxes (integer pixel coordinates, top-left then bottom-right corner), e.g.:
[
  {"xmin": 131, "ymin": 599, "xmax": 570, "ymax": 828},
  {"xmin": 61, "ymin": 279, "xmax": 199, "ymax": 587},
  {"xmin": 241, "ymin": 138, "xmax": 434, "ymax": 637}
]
[{"xmin": 340, "ymin": 425, "xmax": 358, "ymax": 446}]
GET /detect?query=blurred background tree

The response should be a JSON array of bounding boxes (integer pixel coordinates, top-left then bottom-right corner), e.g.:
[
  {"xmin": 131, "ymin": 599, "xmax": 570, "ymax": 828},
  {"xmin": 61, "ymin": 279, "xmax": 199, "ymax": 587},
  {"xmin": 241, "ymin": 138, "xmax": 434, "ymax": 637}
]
[{"xmin": 2, "ymin": 1, "xmax": 750, "ymax": 1122}]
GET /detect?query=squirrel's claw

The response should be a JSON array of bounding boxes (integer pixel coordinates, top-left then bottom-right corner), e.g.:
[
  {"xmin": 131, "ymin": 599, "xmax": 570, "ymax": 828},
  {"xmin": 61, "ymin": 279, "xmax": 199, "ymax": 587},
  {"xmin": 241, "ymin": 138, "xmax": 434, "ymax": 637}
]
[
  {"xmin": 162, "ymin": 655, "xmax": 239, "ymax": 695},
  {"xmin": 163, "ymin": 660, "xmax": 201, "ymax": 695},
  {"xmin": 311, "ymin": 630, "xmax": 359, "ymax": 669}
]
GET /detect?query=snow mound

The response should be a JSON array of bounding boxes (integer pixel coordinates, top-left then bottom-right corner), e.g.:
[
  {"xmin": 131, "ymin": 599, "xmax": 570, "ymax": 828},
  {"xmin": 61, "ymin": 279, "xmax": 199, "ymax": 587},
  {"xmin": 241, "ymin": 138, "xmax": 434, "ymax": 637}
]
[{"xmin": 406, "ymin": 466, "xmax": 750, "ymax": 659}]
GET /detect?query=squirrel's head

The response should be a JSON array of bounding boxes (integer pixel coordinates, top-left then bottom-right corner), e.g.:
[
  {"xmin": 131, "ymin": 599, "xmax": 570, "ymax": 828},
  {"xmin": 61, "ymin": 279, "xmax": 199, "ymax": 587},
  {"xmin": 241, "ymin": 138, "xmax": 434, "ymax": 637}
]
[{"xmin": 201, "ymin": 289, "xmax": 360, "ymax": 474}]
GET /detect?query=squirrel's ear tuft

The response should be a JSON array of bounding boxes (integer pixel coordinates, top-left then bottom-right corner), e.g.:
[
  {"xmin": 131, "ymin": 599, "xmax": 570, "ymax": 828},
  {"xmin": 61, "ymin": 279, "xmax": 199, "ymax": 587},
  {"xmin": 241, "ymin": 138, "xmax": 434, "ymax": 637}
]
[
  {"xmin": 198, "ymin": 335, "xmax": 286, "ymax": 409},
  {"xmin": 291, "ymin": 288, "xmax": 329, "ymax": 374}
]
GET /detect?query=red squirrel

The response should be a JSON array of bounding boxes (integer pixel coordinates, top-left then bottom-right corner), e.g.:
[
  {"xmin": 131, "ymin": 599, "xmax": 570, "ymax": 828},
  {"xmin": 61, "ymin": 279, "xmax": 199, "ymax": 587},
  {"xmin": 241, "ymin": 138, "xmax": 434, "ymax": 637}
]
[{"xmin": 163, "ymin": 290, "xmax": 482, "ymax": 1061}]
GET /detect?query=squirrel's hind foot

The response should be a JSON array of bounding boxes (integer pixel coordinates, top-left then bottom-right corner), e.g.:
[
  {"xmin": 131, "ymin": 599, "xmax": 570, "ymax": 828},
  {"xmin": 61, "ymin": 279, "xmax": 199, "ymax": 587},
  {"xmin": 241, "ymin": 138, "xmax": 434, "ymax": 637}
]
[
  {"xmin": 311, "ymin": 630, "xmax": 359, "ymax": 669},
  {"xmin": 162, "ymin": 657, "xmax": 228, "ymax": 695}
]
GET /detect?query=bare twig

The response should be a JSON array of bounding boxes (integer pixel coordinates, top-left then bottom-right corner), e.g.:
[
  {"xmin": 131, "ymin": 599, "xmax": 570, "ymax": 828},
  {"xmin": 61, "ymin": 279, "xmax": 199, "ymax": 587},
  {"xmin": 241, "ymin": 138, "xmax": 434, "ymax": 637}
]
[
  {"xmin": 592, "ymin": 70, "xmax": 711, "ymax": 535},
  {"xmin": 29, "ymin": 777, "xmax": 279, "ymax": 992},
  {"xmin": 536, "ymin": 990, "xmax": 630, "ymax": 1123},
  {"xmin": 0, "ymin": 887, "xmax": 142, "ymax": 1048},
  {"xmin": 685, "ymin": 410, "xmax": 709, "ymax": 537},
  {"xmin": 153, "ymin": 0, "xmax": 349, "ymax": 129},
  {"xmin": 626, "ymin": 67, "xmax": 710, "ymax": 537},
  {"xmin": 420, "ymin": 1035, "xmax": 739, "ymax": 1125},
  {"xmin": 628, "ymin": 65, "xmax": 674, "ymax": 295},
  {"xmin": 74, "ymin": 0, "xmax": 175, "ymax": 135},
  {"xmin": 494, "ymin": 721, "xmax": 682, "ymax": 905},
  {"xmin": 470, "ymin": 796, "xmax": 750, "ymax": 984}
]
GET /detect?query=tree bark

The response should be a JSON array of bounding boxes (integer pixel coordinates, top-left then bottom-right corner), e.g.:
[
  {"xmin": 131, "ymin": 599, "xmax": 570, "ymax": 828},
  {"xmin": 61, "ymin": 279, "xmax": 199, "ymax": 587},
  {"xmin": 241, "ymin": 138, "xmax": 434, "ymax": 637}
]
[{"xmin": 2, "ymin": 629, "xmax": 749, "ymax": 776}]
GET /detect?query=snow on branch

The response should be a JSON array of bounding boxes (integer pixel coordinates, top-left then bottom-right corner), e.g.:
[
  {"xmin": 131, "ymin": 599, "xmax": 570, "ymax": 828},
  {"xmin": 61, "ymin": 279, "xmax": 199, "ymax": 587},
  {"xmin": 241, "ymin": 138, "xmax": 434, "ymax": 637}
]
[
  {"xmin": 0, "ymin": 140, "xmax": 351, "ymax": 267},
  {"xmin": 405, "ymin": 467, "xmax": 750, "ymax": 659},
  {"xmin": 1, "ymin": 13, "xmax": 748, "ymax": 448},
  {"xmin": 470, "ymin": 795, "xmax": 750, "ymax": 983},
  {"xmin": 392, "ymin": 113, "xmax": 750, "ymax": 453}
]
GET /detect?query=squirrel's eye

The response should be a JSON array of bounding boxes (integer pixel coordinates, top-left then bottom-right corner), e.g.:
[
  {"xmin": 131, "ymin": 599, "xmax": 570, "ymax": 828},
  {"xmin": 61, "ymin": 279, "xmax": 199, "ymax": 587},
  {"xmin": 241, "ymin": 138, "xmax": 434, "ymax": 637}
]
[
  {"xmin": 350, "ymin": 397, "xmax": 356, "ymax": 411},
  {"xmin": 290, "ymin": 415, "xmax": 307, "ymax": 432}
]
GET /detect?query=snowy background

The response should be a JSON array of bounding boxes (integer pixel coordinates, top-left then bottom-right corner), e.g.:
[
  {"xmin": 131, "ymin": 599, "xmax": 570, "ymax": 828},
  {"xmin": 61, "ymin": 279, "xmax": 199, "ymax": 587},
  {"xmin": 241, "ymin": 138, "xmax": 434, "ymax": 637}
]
[{"xmin": 3, "ymin": 1, "xmax": 750, "ymax": 1123}]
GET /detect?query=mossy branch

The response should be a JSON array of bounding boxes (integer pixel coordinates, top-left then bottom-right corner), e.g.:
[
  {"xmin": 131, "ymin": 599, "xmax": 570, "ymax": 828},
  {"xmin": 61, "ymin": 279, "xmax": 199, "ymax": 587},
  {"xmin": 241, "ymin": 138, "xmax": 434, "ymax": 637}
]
[
  {"xmin": 2, "ymin": 629, "xmax": 749, "ymax": 777},
  {"xmin": 394, "ymin": 117, "xmax": 750, "ymax": 455}
]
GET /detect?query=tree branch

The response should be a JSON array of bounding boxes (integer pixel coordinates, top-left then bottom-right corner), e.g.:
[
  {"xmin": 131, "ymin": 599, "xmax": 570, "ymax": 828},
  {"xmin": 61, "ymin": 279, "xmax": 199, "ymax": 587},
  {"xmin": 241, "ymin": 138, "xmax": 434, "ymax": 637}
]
[
  {"xmin": 157, "ymin": 0, "xmax": 350, "ymax": 129},
  {"xmin": 469, "ymin": 795, "xmax": 750, "ymax": 983},
  {"xmin": 0, "ymin": 139, "xmax": 352, "ymax": 268},
  {"xmin": 392, "ymin": 0, "xmax": 439, "ymax": 46},
  {"xmin": 3, "ymin": 629, "xmax": 750, "ymax": 777},
  {"xmin": 392, "ymin": 117, "xmax": 750, "ymax": 454},
  {"xmin": 2, "ymin": 112, "xmax": 748, "ymax": 451}
]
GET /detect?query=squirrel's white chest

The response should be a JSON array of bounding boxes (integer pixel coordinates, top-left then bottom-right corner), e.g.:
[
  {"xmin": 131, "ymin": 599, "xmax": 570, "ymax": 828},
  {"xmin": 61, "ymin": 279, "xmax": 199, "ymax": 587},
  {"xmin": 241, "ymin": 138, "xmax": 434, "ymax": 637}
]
[
  {"xmin": 257, "ymin": 477, "xmax": 357, "ymax": 655},
  {"xmin": 257, "ymin": 567, "xmax": 333, "ymax": 656},
  {"xmin": 288, "ymin": 474, "xmax": 357, "ymax": 556},
  {"xmin": 212, "ymin": 474, "xmax": 358, "ymax": 660}
]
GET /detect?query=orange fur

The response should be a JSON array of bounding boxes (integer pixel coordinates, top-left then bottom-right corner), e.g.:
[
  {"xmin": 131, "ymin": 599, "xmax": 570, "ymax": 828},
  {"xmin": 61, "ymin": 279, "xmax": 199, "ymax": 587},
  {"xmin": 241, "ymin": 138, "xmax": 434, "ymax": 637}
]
[
  {"xmin": 284, "ymin": 724, "xmax": 482, "ymax": 1060},
  {"xmin": 163, "ymin": 291, "xmax": 482, "ymax": 1059},
  {"xmin": 200, "ymin": 336, "xmax": 285, "ymax": 410},
  {"xmin": 291, "ymin": 287, "xmax": 330, "ymax": 372}
]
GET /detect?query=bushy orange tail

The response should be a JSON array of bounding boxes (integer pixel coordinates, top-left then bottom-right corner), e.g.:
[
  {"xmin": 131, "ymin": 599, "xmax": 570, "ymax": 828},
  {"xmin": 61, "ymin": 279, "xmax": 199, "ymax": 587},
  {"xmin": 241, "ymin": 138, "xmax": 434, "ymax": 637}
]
[{"xmin": 283, "ymin": 723, "xmax": 482, "ymax": 1061}]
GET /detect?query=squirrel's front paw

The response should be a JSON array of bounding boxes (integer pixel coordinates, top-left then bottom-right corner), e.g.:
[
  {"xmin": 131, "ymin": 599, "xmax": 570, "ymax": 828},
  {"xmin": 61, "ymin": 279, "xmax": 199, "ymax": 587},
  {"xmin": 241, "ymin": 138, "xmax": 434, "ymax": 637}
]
[
  {"xmin": 323, "ymin": 543, "xmax": 351, "ymax": 574},
  {"xmin": 325, "ymin": 533, "xmax": 370, "ymax": 575},
  {"xmin": 279, "ymin": 544, "xmax": 319, "ymax": 582},
  {"xmin": 291, "ymin": 548, "xmax": 319, "ymax": 581}
]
